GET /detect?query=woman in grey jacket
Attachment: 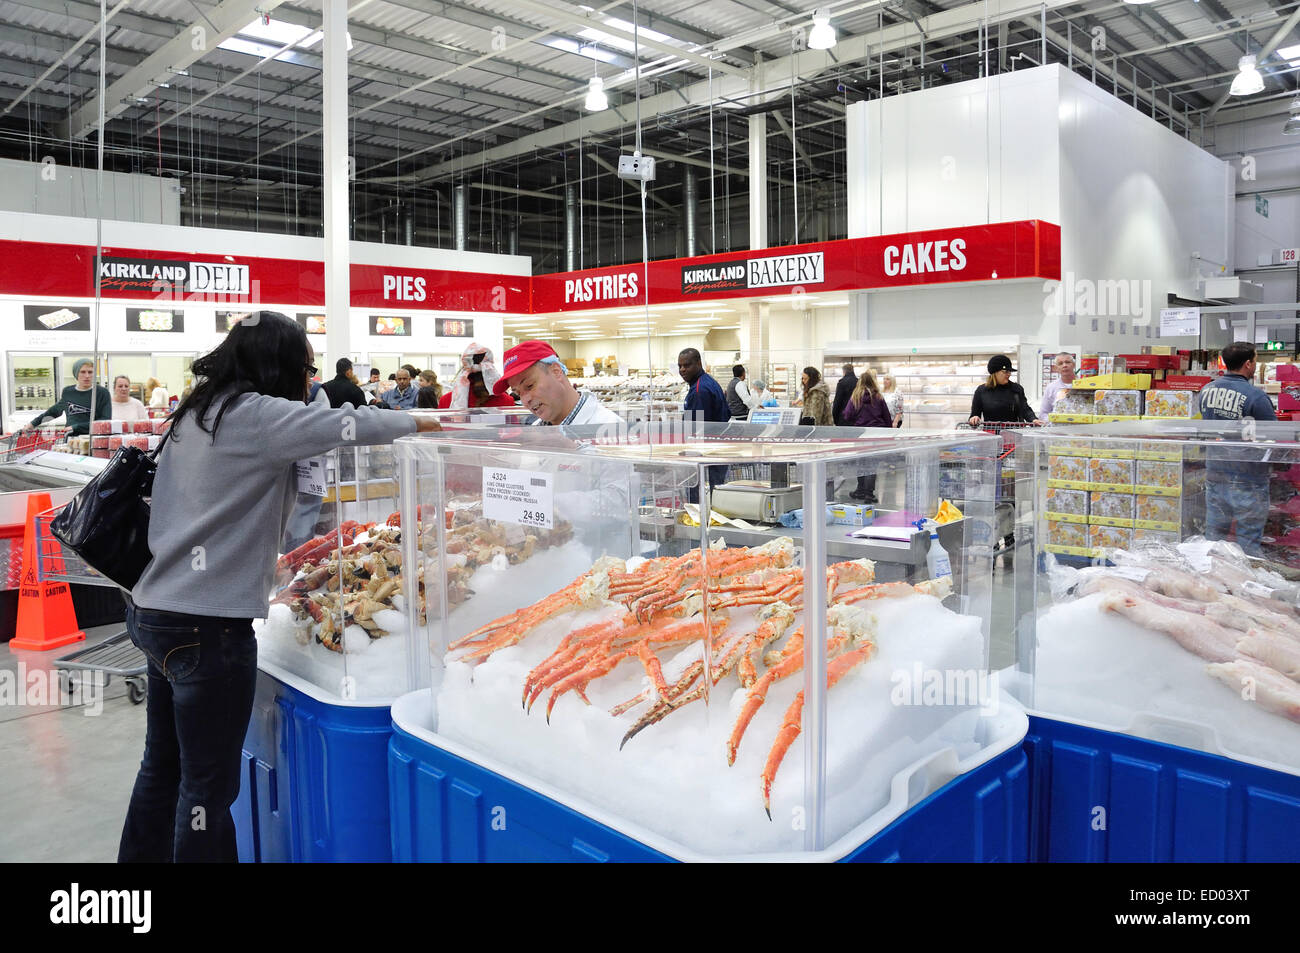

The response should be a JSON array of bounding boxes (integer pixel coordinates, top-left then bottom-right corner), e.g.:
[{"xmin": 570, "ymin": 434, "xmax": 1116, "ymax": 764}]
[{"xmin": 118, "ymin": 311, "xmax": 438, "ymax": 863}]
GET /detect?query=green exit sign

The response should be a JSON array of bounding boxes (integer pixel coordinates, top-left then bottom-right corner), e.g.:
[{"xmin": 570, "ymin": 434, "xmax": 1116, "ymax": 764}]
[{"xmin": 1266, "ymin": 341, "xmax": 1286, "ymax": 351}]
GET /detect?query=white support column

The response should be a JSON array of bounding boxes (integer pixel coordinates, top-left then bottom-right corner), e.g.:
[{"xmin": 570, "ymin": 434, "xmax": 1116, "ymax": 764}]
[
  {"xmin": 322, "ymin": 0, "xmax": 350, "ymax": 367},
  {"xmin": 848, "ymin": 292, "xmax": 871, "ymax": 341},
  {"xmin": 749, "ymin": 114, "xmax": 767, "ymax": 252}
]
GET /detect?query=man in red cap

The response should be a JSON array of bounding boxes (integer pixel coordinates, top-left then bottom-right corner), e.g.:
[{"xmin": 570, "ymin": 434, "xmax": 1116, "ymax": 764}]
[{"xmin": 496, "ymin": 340, "xmax": 622, "ymax": 426}]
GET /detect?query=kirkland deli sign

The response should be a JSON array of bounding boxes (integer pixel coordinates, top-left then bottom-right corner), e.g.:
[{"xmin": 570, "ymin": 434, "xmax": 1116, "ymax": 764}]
[
  {"xmin": 681, "ymin": 251, "xmax": 824, "ymax": 295},
  {"xmin": 96, "ymin": 256, "xmax": 251, "ymax": 296}
]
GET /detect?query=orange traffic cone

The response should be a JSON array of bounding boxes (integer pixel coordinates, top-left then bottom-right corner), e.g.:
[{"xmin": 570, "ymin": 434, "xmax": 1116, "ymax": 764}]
[{"xmin": 9, "ymin": 492, "xmax": 86, "ymax": 652}]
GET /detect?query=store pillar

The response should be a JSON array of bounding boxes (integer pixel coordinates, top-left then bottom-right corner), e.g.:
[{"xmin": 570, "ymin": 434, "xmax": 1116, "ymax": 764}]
[
  {"xmin": 743, "ymin": 300, "xmax": 770, "ymax": 379},
  {"xmin": 322, "ymin": 0, "xmax": 350, "ymax": 368},
  {"xmin": 848, "ymin": 292, "xmax": 870, "ymax": 340}
]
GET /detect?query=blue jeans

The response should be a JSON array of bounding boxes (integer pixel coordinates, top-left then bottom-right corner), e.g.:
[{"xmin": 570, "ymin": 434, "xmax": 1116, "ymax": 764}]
[
  {"xmin": 118, "ymin": 600, "xmax": 257, "ymax": 863},
  {"xmin": 1205, "ymin": 477, "xmax": 1269, "ymax": 557}
]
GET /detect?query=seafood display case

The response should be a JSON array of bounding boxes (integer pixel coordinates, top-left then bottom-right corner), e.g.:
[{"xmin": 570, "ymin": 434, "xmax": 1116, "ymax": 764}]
[
  {"xmin": 393, "ymin": 423, "xmax": 1021, "ymax": 858},
  {"xmin": 1020, "ymin": 420, "xmax": 1300, "ymax": 777}
]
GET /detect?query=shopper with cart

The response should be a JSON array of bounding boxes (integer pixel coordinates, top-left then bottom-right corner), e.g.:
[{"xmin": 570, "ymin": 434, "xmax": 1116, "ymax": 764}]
[
  {"xmin": 968, "ymin": 355, "xmax": 1038, "ymax": 426},
  {"xmin": 119, "ymin": 311, "xmax": 440, "ymax": 863},
  {"xmin": 25, "ymin": 358, "xmax": 112, "ymax": 436}
]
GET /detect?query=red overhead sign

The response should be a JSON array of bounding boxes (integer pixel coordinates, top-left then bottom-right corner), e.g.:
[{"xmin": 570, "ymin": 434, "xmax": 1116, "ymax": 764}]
[
  {"xmin": 530, "ymin": 219, "xmax": 1061, "ymax": 313},
  {"xmin": 0, "ymin": 240, "xmax": 529, "ymax": 313}
]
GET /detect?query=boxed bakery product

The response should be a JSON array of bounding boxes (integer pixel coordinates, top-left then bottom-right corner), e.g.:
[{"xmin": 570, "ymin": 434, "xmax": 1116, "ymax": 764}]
[
  {"xmin": 1093, "ymin": 389, "xmax": 1143, "ymax": 416},
  {"xmin": 1135, "ymin": 459, "xmax": 1182, "ymax": 491},
  {"xmin": 1053, "ymin": 390, "xmax": 1095, "ymax": 415},
  {"xmin": 152, "ymin": 418, "xmax": 171, "ymax": 434},
  {"xmin": 1047, "ymin": 520, "xmax": 1089, "ymax": 548},
  {"xmin": 1088, "ymin": 457, "xmax": 1134, "ymax": 487},
  {"xmin": 90, "ymin": 436, "xmax": 108, "ymax": 450},
  {"xmin": 1047, "ymin": 438, "xmax": 1091, "ymax": 456},
  {"xmin": 1044, "ymin": 488, "xmax": 1088, "ymax": 517},
  {"xmin": 1143, "ymin": 390, "xmax": 1195, "ymax": 418},
  {"xmin": 1089, "ymin": 524, "xmax": 1134, "ymax": 550},
  {"xmin": 1133, "ymin": 528, "xmax": 1180, "ymax": 546},
  {"xmin": 1089, "ymin": 491, "xmax": 1135, "ymax": 521},
  {"xmin": 129, "ymin": 420, "xmax": 155, "ymax": 434},
  {"xmin": 90, "ymin": 420, "xmax": 113, "ymax": 436},
  {"xmin": 108, "ymin": 435, "xmax": 123, "ymax": 451},
  {"xmin": 1136, "ymin": 495, "xmax": 1180, "ymax": 524},
  {"xmin": 122, "ymin": 434, "xmax": 150, "ymax": 450},
  {"xmin": 1049, "ymin": 455, "xmax": 1089, "ymax": 483}
]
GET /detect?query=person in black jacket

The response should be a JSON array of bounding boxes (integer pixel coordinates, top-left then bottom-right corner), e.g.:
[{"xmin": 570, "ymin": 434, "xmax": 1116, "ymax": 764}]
[
  {"xmin": 969, "ymin": 355, "xmax": 1038, "ymax": 425},
  {"xmin": 322, "ymin": 358, "xmax": 371, "ymax": 409},
  {"xmin": 27, "ymin": 358, "xmax": 112, "ymax": 436},
  {"xmin": 831, "ymin": 363, "xmax": 857, "ymax": 426}
]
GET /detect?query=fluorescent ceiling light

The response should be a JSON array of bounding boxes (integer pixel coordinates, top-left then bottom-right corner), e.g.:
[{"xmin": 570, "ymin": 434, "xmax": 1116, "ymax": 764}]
[
  {"xmin": 808, "ymin": 9, "xmax": 837, "ymax": 50},
  {"xmin": 1230, "ymin": 55, "xmax": 1264, "ymax": 96},
  {"xmin": 237, "ymin": 18, "xmax": 314, "ymax": 46},
  {"xmin": 687, "ymin": 308, "xmax": 734, "ymax": 314},
  {"xmin": 813, "ymin": 299, "xmax": 851, "ymax": 306},
  {"xmin": 219, "ymin": 19, "xmax": 350, "ymax": 58},
  {"xmin": 585, "ymin": 76, "xmax": 608, "ymax": 112},
  {"xmin": 1279, "ymin": 44, "xmax": 1300, "ymax": 66},
  {"xmin": 577, "ymin": 18, "xmax": 677, "ymax": 55},
  {"xmin": 1121, "ymin": 0, "xmax": 1156, "ymax": 4},
  {"xmin": 1284, "ymin": 99, "xmax": 1300, "ymax": 135}
]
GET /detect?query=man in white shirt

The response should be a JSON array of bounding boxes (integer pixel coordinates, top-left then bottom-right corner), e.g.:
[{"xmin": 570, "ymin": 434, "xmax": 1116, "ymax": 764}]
[
  {"xmin": 1038, "ymin": 352, "xmax": 1077, "ymax": 417},
  {"xmin": 110, "ymin": 375, "xmax": 151, "ymax": 421},
  {"xmin": 497, "ymin": 340, "xmax": 622, "ymax": 427}
]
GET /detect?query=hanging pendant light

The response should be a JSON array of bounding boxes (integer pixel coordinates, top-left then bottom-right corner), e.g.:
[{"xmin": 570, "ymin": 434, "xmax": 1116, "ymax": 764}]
[
  {"xmin": 1283, "ymin": 98, "xmax": 1300, "ymax": 135},
  {"xmin": 808, "ymin": 9, "xmax": 837, "ymax": 50},
  {"xmin": 1230, "ymin": 55, "xmax": 1264, "ymax": 96},
  {"xmin": 585, "ymin": 76, "xmax": 608, "ymax": 112}
]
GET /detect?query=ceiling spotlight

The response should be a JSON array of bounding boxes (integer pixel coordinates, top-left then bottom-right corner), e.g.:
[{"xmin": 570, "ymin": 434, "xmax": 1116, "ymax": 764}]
[
  {"xmin": 1284, "ymin": 98, "xmax": 1300, "ymax": 135},
  {"xmin": 585, "ymin": 75, "xmax": 608, "ymax": 112},
  {"xmin": 808, "ymin": 8, "xmax": 837, "ymax": 50},
  {"xmin": 1230, "ymin": 55, "xmax": 1264, "ymax": 96}
]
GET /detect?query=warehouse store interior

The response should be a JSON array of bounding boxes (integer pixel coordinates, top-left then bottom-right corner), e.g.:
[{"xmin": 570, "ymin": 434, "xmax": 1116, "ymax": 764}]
[{"xmin": 1, "ymin": 0, "xmax": 1299, "ymax": 869}]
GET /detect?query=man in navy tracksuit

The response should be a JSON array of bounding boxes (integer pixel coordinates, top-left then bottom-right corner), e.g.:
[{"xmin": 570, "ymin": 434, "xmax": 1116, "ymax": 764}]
[
  {"xmin": 1198, "ymin": 342, "xmax": 1276, "ymax": 556},
  {"xmin": 679, "ymin": 347, "xmax": 730, "ymax": 500}
]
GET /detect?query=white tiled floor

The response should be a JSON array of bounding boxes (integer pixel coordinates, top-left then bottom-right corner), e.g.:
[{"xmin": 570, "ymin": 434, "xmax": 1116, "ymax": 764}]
[{"xmin": 0, "ymin": 624, "xmax": 144, "ymax": 862}]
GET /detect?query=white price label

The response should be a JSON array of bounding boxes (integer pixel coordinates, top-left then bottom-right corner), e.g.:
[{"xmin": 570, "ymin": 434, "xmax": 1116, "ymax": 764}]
[
  {"xmin": 483, "ymin": 467, "xmax": 553, "ymax": 529},
  {"xmin": 295, "ymin": 456, "xmax": 327, "ymax": 496},
  {"xmin": 1159, "ymin": 308, "xmax": 1200, "ymax": 337}
]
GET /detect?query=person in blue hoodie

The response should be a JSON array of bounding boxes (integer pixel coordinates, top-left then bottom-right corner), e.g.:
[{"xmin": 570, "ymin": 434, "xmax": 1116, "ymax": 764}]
[{"xmin": 1198, "ymin": 342, "xmax": 1276, "ymax": 556}]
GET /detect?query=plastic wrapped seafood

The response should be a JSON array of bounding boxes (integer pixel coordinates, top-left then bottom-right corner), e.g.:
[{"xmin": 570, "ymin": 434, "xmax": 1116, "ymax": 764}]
[
  {"xmin": 1088, "ymin": 457, "xmax": 1134, "ymax": 487},
  {"xmin": 1049, "ymin": 455, "xmax": 1088, "ymax": 482},
  {"xmin": 1144, "ymin": 390, "xmax": 1195, "ymax": 418},
  {"xmin": 1094, "ymin": 389, "xmax": 1142, "ymax": 416},
  {"xmin": 1044, "ymin": 488, "xmax": 1088, "ymax": 517},
  {"xmin": 1089, "ymin": 491, "xmax": 1135, "ymax": 521}
]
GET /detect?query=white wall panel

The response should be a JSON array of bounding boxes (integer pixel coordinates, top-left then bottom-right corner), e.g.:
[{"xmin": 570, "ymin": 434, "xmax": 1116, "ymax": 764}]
[{"xmin": 0, "ymin": 158, "xmax": 180, "ymax": 225}]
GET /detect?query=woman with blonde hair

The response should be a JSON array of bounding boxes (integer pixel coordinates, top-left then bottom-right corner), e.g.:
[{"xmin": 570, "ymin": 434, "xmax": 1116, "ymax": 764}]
[
  {"xmin": 144, "ymin": 377, "xmax": 168, "ymax": 408},
  {"xmin": 880, "ymin": 374, "xmax": 903, "ymax": 428},
  {"xmin": 842, "ymin": 370, "xmax": 893, "ymax": 502}
]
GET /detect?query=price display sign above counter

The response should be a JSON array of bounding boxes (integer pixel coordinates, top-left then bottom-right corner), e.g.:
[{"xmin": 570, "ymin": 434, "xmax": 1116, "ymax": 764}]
[{"xmin": 483, "ymin": 467, "xmax": 553, "ymax": 529}]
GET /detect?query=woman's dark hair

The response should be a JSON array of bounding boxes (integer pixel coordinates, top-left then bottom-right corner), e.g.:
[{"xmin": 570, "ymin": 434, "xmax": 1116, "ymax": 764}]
[
  {"xmin": 169, "ymin": 310, "xmax": 309, "ymax": 442},
  {"xmin": 416, "ymin": 385, "xmax": 440, "ymax": 409},
  {"xmin": 802, "ymin": 366, "xmax": 822, "ymax": 393}
]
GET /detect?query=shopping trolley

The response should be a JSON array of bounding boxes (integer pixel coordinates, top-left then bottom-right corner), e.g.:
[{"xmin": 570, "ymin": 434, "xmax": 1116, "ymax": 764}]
[
  {"xmin": 956, "ymin": 420, "xmax": 1039, "ymax": 555},
  {"xmin": 0, "ymin": 426, "xmax": 71, "ymax": 464},
  {"xmin": 33, "ymin": 504, "xmax": 145, "ymax": 705}
]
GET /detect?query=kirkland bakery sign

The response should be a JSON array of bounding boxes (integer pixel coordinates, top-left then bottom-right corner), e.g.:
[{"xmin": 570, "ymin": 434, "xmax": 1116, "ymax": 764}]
[
  {"xmin": 97, "ymin": 257, "xmax": 251, "ymax": 296},
  {"xmin": 681, "ymin": 252, "xmax": 824, "ymax": 294}
]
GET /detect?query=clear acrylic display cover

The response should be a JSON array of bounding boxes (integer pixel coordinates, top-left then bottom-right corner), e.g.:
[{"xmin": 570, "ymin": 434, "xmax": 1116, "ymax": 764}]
[
  {"xmin": 395, "ymin": 422, "xmax": 1008, "ymax": 857},
  {"xmin": 1021, "ymin": 420, "xmax": 1300, "ymax": 776},
  {"xmin": 254, "ymin": 408, "xmax": 534, "ymax": 704}
]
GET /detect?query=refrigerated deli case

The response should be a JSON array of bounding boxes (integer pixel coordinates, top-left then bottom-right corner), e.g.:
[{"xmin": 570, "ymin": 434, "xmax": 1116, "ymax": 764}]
[
  {"xmin": 384, "ymin": 424, "xmax": 1028, "ymax": 860},
  {"xmin": 1018, "ymin": 421, "xmax": 1300, "ymax": 861}
]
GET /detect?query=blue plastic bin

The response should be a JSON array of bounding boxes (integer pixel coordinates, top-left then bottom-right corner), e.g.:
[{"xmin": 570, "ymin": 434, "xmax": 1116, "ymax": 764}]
[
  {"xmin": 233, "ymin": 662, "xmax": 395, "ymax": 862},
  {"xmin": 388, "ymin": 690, "xmax": 1029, "ymax": 863},
  {"xmin": 1025, "ymin": 714, "xmax": 1300, "ymax": 862}
]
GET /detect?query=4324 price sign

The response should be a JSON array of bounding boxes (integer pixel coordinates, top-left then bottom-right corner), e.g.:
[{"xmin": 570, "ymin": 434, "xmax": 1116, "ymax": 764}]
[{"xmin": 482, "ymin": 467, "xmax": 554, "ymax": 529}]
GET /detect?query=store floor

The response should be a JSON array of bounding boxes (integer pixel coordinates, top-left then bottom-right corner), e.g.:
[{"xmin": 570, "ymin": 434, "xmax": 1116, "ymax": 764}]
[{"xmin": 1, "ymin": 567, "xmax": 1020, "ymax": 863}]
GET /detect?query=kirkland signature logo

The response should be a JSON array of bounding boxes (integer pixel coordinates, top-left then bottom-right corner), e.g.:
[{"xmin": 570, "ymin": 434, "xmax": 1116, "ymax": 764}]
[
  {"xmin": 97, "ymin": 256, "xmax": 250, "ymax": 296},
  {"xmin": 681, "ymin": 252, "xmax": 824, "ymax": 294}
]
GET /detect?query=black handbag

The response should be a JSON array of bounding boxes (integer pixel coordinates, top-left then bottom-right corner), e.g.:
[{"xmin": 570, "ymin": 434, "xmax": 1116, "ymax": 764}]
[{"xmin": 50, "ymin": 432, "xmax": 169, "ymax": 590}]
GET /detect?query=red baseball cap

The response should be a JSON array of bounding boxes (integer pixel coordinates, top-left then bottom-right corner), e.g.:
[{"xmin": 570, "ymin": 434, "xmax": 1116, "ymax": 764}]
[{"xmin": 495, "ymin": 340, "xmax": 560, "ymax": 395}]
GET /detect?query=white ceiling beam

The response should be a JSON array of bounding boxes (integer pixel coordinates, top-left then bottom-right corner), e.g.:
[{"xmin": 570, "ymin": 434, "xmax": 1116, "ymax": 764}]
[
  {"xmin": 58, "ymin": 0, "xmax": 288, "ymax": 139},
  {"xmin": 0, "ymin": 0, "xmax": 129, "ymax": 118},
  {"xmin": 404, "ymin": 0, "xmax": 1082, "ymax": 183},
  {"xmin": 1206, "ymin": 3, "xmax": 1300, "ymax": 121}
]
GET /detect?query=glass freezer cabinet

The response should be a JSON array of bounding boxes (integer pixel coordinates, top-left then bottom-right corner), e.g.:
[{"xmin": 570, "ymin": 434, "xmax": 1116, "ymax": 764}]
[
  {"xmin": 1019, "ymin": 420, "xmax": 1300, "ymax": 777},
  {"xmin": 392, "ymin": 423, "xmax": 1006, "ymax": 856}
]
